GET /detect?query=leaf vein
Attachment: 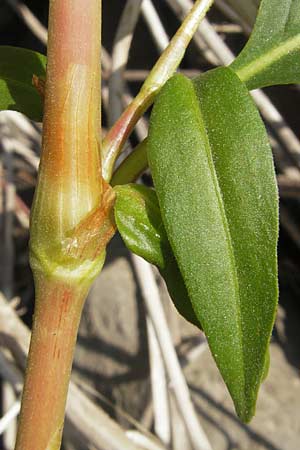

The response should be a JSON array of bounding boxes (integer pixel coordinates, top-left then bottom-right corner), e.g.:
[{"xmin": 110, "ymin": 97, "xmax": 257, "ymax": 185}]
[{"xmin": 236, "ymin": 32, "xmax": 300, "ymax": 83}]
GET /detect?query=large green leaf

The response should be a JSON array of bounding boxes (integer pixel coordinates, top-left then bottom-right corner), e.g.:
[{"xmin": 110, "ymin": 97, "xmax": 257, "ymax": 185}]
[
  {"xmin": 231, "ymin": 0, "xmax": 300, "ymax": 89},
  {"xmin": 148, "ymin": 68, "xmax": 278, "ymax": 422},
  {"xmin": 0, "ymin": 46, "xmax": 46, "ymax": 121},
  {"xmin": 114, "ymin": 184, "xmax": 201, "ymax": 327}
]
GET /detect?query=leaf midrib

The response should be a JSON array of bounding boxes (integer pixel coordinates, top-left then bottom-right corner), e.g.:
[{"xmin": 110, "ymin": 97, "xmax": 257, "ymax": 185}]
[
  {"xmin": 236, "ymin": 32, "xmax": 300, "ymax": 83},
  {"xmin": 193, "ymin": 95, "xmax": 246, "ymax": 404}
]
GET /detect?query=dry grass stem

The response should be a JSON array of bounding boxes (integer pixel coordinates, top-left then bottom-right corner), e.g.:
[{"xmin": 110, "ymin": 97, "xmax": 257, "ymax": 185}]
[
  {"xmin": 131, "ymin": 254, "xmax": 212, "ymax": 450},
  {"xmin": 109, "ymin": 0, "xmax": 143, "ymax": 126}
]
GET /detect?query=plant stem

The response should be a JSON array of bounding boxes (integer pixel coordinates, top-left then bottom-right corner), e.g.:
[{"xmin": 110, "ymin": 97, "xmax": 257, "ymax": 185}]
[
  {"xmin": 15, "ymin": 1, "xmax": 104, "ymax": 449},
  {"xmin": 111, "ymin": 139, "xmax": 148, "ymax": 186},
  {"xmin": 31, "ymin": 0, "xmax": 103, "ymax": 240},
  {"xmin": 15, "ymin": 278, "xmax": 88, "ymax": 450},
  {"xmin": 101, "ymin": 0, "xmax": 214, "ymax": 182}
]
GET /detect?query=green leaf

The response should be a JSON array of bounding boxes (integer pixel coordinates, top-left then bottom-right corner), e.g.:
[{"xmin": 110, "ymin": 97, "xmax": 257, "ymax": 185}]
[
  {"xmin": 0, "ymin": 46, "xmax": 46, "ymax": 121},
  {"xmin": 231, "ymin": 0, "xmax": 300, "ymax": 89},
  {"xmin": 148, "ymin": 68, "xmax": 278, "ymax": 422},
  {"xmin": 114, "ymin": 183, "xmax": 201, "ymax": 328}
]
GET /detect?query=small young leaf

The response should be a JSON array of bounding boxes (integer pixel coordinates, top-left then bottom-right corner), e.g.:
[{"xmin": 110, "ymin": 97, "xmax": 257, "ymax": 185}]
[
  {"xmin": 148, "ymin": 68, "xmax": 278, "ymax": 422},
  {"xmin": 114, "ymin": 184, "xmax": 201, "ymax": 327},
  {"xmin": 0, "ymin": 46, "xmax": 46, "ymax": 121},
  {"xmin": 231, "ymin": 0, "xmax": 300, "ymax": 89}
]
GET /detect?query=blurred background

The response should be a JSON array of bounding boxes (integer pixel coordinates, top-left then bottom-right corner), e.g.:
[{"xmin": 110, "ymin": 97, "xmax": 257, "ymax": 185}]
[{"xmin": 0, "ymin": 1, "xmax": 300, "ymax": 449}]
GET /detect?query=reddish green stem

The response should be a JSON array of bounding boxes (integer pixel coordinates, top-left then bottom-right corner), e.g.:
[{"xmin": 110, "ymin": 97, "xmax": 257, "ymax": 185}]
[
  {"xmin": 101, "ymin": 0, "xmax": 214, "ymax": 182},
  {"xmin": 15, "ymin": 278, "xmax": 88, "ymax": 450},
  {"xmin": 15, "ymin": 1, "xmax": 105, "ymax": 449}
]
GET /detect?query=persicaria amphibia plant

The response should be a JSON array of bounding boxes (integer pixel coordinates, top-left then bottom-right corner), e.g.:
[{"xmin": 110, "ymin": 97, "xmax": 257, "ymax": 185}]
[{"xmin": 0, "ymin": 0, "xmax": 299, "ymax": 448}]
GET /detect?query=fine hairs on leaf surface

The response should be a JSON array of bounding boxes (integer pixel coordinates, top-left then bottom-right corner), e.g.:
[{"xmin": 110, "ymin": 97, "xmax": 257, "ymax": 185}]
[
  {"xmin": 147, "ymin": 68, "xmax": 278, "ymax": 422},
  {"xmin": 231, "ymin": 0, "xmax": 300, "ymax": 89}
]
